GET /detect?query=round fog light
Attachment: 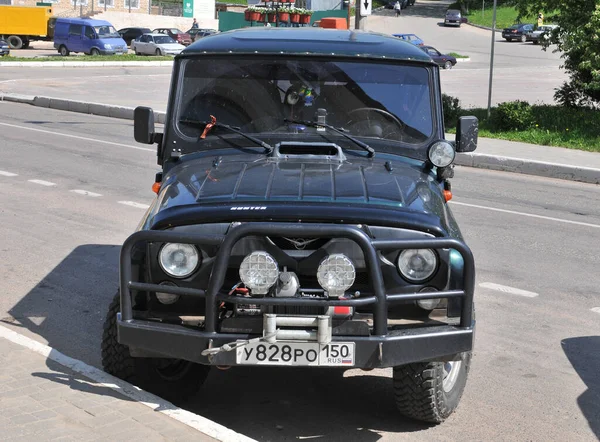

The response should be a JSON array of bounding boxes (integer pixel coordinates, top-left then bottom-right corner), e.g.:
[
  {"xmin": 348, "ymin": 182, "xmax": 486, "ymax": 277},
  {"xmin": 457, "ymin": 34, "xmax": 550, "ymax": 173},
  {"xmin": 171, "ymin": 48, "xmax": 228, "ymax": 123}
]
[
  {"xmin": 317, "ymin": 254, "xmax": 356, "ymax": 297},
  {"xmin": 156, "ymin": 281, "xmax": 180, "ymax": 305},
  {"xmin": 239, "ymin": 251, "xmax": 279, "ymax": 295}
]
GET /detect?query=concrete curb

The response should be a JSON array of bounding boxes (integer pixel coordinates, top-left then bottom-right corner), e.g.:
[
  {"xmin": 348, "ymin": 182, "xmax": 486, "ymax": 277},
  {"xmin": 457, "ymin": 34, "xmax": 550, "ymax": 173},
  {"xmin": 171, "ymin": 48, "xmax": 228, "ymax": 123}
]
[
  {"xmin": 0, "ymin": 60, "xmax": 174, "ymax": 68},
  {"xmin": 1, "ymin": 93, "xmax": 166, "ymax": 124},
  {"xmin": 455, "ymin": 57, "xmax": 470, "ymax": 62},
  {"xmin": 2, "ymin": 93, "xmax": 599, "ymax": 185},
  {"xmin": 466, "ymin": 22, "xmax": 494, "ymax": 31},
  {"xmin": 455, "ymin": 153, "xmax": 600, "ymax": 185}
]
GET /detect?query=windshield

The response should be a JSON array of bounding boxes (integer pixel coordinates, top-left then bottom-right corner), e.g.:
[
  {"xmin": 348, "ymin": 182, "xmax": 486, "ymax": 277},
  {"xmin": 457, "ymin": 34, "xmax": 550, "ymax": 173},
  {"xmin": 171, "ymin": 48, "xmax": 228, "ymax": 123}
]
[
  {"xmin": 174, "ymin": 58, "xmax": 435, "ymax": 153},
  {"xmin": 171, "ymin": 28, "xmax": 184, "ymax": 34},
  {"xmin": 94, "ymin": 25, "xmax": 120, "ymax": 38},
  {"xmin": 155, "ymin": 35, "xmax": 176, "ymax": 44}
]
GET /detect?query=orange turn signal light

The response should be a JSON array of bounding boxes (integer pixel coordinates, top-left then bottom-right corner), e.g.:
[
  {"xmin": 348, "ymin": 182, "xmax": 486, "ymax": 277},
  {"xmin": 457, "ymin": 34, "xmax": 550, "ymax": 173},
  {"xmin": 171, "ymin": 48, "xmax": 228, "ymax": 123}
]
[
  {"xmin": 443, "ymin": 190, "xmax": 453, "ymax": 202},
  {"xmin": 152, "ymin": 182, "xmax": 161, "ymax": 194}
]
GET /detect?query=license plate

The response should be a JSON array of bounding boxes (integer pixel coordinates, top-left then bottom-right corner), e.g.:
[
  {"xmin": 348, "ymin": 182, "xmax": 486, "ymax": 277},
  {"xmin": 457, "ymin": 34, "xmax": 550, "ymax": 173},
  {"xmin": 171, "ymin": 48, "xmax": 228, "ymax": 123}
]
[{"xmin": 236, "ymin": 341, "xmax": 355, "ymax": 366}]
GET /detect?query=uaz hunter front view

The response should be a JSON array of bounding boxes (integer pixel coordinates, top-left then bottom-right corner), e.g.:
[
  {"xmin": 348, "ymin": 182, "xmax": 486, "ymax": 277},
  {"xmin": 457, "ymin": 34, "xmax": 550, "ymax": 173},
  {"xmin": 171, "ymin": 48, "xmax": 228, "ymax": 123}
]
[{"xmin": 101, "ymin": 28, "xmax": 479, "ymax": 423}]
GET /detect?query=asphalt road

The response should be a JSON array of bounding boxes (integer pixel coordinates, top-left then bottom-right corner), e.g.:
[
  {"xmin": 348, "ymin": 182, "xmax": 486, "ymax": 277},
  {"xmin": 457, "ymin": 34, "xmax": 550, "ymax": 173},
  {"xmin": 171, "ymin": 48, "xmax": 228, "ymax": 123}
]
[
  {"xmin": 1, "ymin": 102, "xmax": 599, "ymax": 441},
  {"xmin": 1, "ymin": 0, "xmax": 567, "ymax": 110}
]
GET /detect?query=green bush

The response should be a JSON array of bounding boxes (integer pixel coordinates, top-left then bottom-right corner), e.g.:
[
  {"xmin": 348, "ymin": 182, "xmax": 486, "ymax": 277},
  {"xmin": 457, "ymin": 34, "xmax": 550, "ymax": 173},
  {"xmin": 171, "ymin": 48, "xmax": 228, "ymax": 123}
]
[
  {"xmin": 442, "ymin": 93, "xmax": 462, "ymax": 128},
  {"xmin": 490, "ymin": 100, "xmax": 535, "ymax": 131}
]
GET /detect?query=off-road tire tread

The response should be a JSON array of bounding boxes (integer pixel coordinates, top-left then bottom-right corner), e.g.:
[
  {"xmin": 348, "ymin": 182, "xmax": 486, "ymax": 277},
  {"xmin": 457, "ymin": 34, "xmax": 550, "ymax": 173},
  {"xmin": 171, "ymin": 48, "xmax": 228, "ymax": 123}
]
[
  {"xmin": 101, "ymin": 292, "xmax": 135, "ymax": 381},
  {"xmin": 393, "ymin": 356, "xmax": 471, "ymax": 424}
]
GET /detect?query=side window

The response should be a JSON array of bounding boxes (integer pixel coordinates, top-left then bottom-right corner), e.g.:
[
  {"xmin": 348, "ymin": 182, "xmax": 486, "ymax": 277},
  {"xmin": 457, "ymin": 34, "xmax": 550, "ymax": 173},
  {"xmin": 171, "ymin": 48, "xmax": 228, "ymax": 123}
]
[
  {"xmin": 69, "ymin": 24, "xmax": 82, "ymax": 37},
  {"xmin": 148, "ymin": 36, "xmax": 155, "ymax": 43},
  {"xmin": 84, "ymin": 26, "xmax": 95, "ymax": 39},
  {"xmin": 427, "ymin": 49, "xmax": 437, "ymax": 56},
  {"xmin": 140, "ymin": 35, "xmax": 148, "ymax": 42}
]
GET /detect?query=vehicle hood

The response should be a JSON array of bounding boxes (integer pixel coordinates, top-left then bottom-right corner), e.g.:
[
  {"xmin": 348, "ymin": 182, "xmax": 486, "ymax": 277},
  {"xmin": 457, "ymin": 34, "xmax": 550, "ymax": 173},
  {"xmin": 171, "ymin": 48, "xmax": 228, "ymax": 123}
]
[{"xmin": 148, "ymin": 153, "xmax": 454, "ymax": 233}]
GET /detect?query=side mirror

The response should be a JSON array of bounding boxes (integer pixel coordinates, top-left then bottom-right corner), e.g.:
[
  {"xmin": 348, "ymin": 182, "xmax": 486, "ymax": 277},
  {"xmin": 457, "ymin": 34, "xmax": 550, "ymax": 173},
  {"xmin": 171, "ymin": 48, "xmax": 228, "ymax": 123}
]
[
  {"xmin": 134, "ymin": 106, "xmax": 156, "ymax": 144},
  {"xmin": 455, "ymin": 115, "xmax": 478, "ymax": 153}
]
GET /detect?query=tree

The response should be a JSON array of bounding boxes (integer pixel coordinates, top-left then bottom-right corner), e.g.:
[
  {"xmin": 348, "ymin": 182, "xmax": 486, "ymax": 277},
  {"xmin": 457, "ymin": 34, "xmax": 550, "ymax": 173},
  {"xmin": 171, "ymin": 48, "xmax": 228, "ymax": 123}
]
[{"xmin": 511, "ymin": 0, "xmax": 600, "ymax": 107}]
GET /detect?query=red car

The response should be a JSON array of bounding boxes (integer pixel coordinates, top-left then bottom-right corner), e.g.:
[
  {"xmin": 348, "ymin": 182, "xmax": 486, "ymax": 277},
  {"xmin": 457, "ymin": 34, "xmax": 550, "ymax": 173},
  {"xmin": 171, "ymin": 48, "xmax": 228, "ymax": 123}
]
[{"xmin": 152, "ymin": 28, "xmax": 192, "ymax": 46}]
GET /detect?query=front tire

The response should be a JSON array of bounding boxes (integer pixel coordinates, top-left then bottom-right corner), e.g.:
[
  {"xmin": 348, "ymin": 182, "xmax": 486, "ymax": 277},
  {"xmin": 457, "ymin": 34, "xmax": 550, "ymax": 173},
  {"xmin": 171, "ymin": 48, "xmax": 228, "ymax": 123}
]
[
  {"xmin": 90, "ymin": 48, "xmax": 100, "ymax": 56},
  {"xmin": 444, "ymin": 60, "xmax": 453, "ymax": 70},
  {"xmin": 101, "ymin": 292, "xmax": 211, "ymax": 402},
  {"xmin": 155, "ymin": 48, "xmax": 162, "ymax": 56},
  {"xmin": 59, "ymin": 45, "xmax": 69, "ymax": 56},
  {"xmin": 393, "ymin": 351, "xmax": 472, "ymax": 423}
]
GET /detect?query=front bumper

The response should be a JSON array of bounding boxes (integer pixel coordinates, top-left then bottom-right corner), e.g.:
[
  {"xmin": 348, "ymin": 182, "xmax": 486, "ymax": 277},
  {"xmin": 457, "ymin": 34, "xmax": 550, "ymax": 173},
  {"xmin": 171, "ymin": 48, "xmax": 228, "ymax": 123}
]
[{"xmin": 117, "ymin": 223, "xmax": 475, "ymax": 368}]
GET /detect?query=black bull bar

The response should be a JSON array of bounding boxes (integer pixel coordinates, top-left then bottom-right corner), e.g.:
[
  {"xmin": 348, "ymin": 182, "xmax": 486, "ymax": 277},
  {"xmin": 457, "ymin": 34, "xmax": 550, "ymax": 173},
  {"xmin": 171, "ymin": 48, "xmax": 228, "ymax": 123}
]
[{"xmin": 118, "ymin": 223, "xmax": 476, "ymax": 367}]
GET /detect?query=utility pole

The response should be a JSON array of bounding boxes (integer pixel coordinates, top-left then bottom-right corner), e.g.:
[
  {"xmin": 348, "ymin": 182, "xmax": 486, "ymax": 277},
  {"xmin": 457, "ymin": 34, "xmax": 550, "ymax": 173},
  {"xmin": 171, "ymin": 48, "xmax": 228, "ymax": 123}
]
[{"xmin": 486, "ymin": 0, "xmax": 498, "ymax": 118}]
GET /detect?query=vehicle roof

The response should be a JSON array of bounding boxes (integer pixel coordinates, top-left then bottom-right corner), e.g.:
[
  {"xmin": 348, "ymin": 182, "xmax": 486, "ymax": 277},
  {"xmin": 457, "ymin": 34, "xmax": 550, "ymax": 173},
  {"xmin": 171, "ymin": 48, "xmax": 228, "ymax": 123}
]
[
  {"xmin": 180, "ymin": 28, "xmax": 432, "ymax": 62},
  {"xmin": 446, "ymin": 9, "xmax": 461, "ymax": 13},
  {"xmin": 55, "ymin": 18, "xmax": 114, "ymax": 26},
  {"xmin": 119, "ymin": 27, "xmax": 151, "ymax": 31}
]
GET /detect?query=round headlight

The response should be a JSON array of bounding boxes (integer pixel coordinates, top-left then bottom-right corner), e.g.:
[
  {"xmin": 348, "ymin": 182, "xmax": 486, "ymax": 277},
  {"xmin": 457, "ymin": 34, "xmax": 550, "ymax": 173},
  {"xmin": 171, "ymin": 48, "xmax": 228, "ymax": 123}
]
[
  {"xmin": 239, "ymin": 251, "xmax": 279, "ymax": 295},
  {"xmin": 155, "ymin": 281, "xmax": 180, "ymax": 305},
  {"xmin": 159, "ymin": 243, "xmax": 200, "ymax": 278},
  {"xmin": 397, "ymin": 249, "xmax": 438, "ymax": 283},
  {"xmin": 428, "ymin": 141, "xmax": 455, "ymax": 167},
  {"xmin": 317, "ymin": 254, "xmax": 356, "ymax": 297}
]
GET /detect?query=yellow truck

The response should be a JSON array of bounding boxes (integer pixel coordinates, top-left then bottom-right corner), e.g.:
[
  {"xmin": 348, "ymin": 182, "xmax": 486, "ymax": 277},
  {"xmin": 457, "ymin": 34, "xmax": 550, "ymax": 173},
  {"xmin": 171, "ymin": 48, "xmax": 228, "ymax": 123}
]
[{"xmin": 0, "ymin": 5, "xmax": 54, "ymax": 49}]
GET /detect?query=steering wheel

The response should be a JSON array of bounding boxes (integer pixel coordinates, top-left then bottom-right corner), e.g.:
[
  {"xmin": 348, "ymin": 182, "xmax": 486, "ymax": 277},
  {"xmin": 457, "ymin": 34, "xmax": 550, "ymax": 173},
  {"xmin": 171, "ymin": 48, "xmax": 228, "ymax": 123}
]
[{"xmin": 345, "ymin": 107, "xmax": 405, "ymax": 138}]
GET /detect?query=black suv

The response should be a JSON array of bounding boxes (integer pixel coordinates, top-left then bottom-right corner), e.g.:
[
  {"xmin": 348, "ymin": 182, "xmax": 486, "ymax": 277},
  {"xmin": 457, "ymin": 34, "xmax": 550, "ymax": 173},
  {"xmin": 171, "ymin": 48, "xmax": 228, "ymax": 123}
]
[
  {"xmin": 101, "ymin": 28, "xmax": 479, "ymax": 424},
  {"xmin": 502, "ymin": 23, "xmax": 534, "ymax": 42},
  {"xmin": 117, "ymin": 27, "xmax": 152, "ymax": 46}
]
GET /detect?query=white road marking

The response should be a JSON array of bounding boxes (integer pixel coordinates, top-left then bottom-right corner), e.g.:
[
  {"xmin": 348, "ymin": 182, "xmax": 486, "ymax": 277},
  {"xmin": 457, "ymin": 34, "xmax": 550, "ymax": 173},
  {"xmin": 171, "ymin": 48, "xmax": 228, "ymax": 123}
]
[
  {"xmin": 451, "ymin": 201, "xmax": 600, "ymax": 230},
  {"xmin": 0, "ymin": 324, "xmax": 255, "ymax": 442},
  {"xmin": 70, "ymin": 189, "xmax": 102, "ymax": 197},
  {"xmin": 0, "ymin": 170, "xmax": 18, "ymax": 177},
  {"xmin": 28, "ymin": 179, "xmax": 56, "ymax": 187},
  {"xmin": 0, "ymin": 121, "xmax": 154, "ymax": 153},
  {"xmin": 591, "ymin": 307, "xmax": 600, "ymax": 314},
  {"xmin": 118, "ymin": 200, "xmax": 150, "ymax": 209},
  {"xmin": 479, "ymin": 282, "xmax": 539, "ymax": 298}
]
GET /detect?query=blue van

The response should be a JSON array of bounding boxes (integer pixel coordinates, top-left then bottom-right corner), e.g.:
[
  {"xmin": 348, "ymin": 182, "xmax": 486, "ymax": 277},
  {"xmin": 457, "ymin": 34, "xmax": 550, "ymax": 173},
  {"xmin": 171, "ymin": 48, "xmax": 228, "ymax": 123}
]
[{"xmin": 54, "ymin": 18, "xmax": 127, "ymax": 56}]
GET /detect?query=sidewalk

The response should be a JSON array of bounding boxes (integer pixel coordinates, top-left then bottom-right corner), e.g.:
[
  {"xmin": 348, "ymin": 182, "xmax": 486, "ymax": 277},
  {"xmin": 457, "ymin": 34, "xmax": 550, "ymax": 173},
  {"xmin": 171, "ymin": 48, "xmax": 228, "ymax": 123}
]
[{"xmin": 0, "ymin": 326, "xmax": 251, "ymax": 442}]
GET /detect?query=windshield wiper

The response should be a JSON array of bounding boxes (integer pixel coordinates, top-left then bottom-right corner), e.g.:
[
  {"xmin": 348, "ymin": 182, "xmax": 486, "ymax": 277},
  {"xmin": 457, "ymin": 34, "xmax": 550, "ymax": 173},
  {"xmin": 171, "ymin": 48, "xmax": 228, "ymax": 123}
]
[
  {"xmin": 284, "ymin": 118, "xmax": 375, "ymax": 158},
  {"xmin": 179, "ymin": 116, "xmax": 273, "ymax": 154}
]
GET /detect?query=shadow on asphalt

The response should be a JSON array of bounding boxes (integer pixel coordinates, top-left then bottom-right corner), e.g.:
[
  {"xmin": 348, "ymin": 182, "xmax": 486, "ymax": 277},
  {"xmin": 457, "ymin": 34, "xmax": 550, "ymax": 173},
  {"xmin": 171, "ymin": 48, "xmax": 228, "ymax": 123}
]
[
  {"xmin": 4, "ymin": 245, "xmax": 432, "ymax": 439},
  {"xmin": 2, "ymin": 245, "xmax": 120, "ymax": 367},
  {"xmin": 561, "ymin": 336, "xmax": 600, "ymax": 440},
  {"xmin": 184, "ymin": 366, "xmax": 433, "ymax": 440}
]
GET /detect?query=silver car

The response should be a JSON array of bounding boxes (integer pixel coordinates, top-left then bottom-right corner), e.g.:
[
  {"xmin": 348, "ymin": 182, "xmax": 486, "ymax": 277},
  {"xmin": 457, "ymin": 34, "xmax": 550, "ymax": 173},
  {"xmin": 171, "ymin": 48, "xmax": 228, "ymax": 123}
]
[
  {"xmin": 132, "ymin": 33, "xmax": 185, "ymax": 56},
  {"xmin": 526, "ymin": 24, "xmax": 558, "ymax": 45}
]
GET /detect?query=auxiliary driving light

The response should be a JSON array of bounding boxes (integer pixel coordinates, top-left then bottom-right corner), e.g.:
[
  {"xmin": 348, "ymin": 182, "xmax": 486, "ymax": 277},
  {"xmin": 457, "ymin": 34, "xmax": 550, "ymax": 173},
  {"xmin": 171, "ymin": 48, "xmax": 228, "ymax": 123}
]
[
  {"xmin": 159, "ymin": 243, "xmax": 200, "ymax": 278},
  {"xmin": 417, "ymin": 287, "xmax": 442, "ymax": 310},
  {"xmin": 397, "ymin": 249, "xmax": 438, "ymax": 283},
  {"xmin": 155, "ymin": 281, "xmax": 180, "ymax": 305},
  {"xmin": 317, "ymin": 254, "xmax": 356, "ymax": 297},
  {"xmin": 428, "ymin": 141, "xmax": 455, "ymax": 168},
  {"xmin": 239, "ymin": 251, "xmax": 279, "ymax": 295}
]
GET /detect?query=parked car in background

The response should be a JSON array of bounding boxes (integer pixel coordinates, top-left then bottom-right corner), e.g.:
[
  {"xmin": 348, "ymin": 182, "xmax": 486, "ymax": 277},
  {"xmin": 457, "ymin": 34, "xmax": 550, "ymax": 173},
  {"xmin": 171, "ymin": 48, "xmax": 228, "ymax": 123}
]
[
  {"xmin": 118, "ymin": 27, "xmax": 152, "ymax": 46},
  {"xmin": 420, "ymin": 45, "xmax": 457, "ymax": 69},
  {"xmin": 502, "ymin": 23, "xmax": 534, "ymax": 42},
  {"xmin": 392, "ymin": 33, "xmax": 424, "ymax": 46},
  {"xmin": 0, "ymin": 39, "xmax": 10, "ymax": 56},
  {"xmin": 444, "ymin": 9, "xmax": 462, "ymax": 27},
  {"xmin": 132, "ymin": 33, "xmax": 185, "ymax": 56},
  {"xmin": 187, "ymin": 28, "xmax": 217, "ymax": 42},
  {"xmin": 526, "ymin": 24, "xmax": 558, "ymax": 44},
  {"xmin": 152, "ymin": 28, "xmax": 192, "ymax": 46},
  {"xmin": 53, "ymin": 18, "xmax": 127, "ymax": 56}
]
